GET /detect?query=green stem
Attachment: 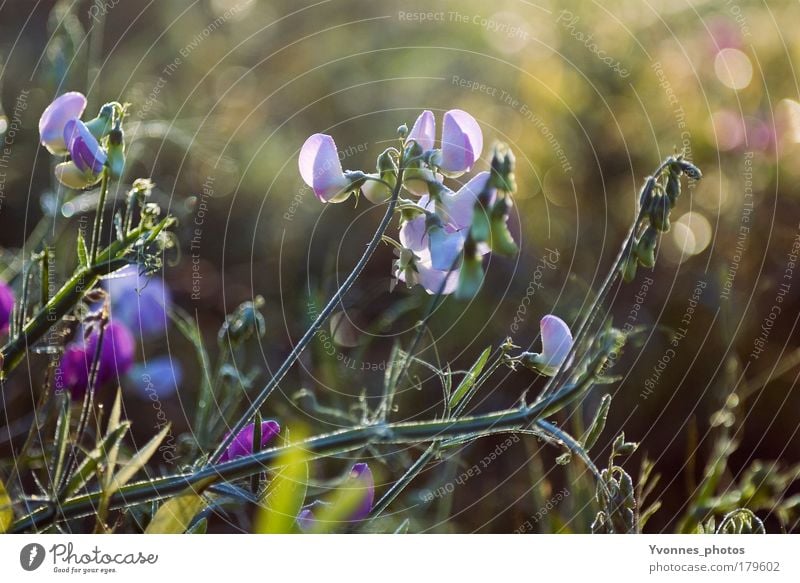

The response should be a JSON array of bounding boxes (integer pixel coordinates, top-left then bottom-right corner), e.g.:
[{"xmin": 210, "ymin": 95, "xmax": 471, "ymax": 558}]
[
  {"xmin": 90, "ymin": 169, "xmax": 110, "ymax": 264},
  {"xmin": 207, "ymin": 167, "xmax": 406, "ymax": 464},
  {"xmin": 0, "ymin": 219, "xmax": 172, "ymax": 377}
]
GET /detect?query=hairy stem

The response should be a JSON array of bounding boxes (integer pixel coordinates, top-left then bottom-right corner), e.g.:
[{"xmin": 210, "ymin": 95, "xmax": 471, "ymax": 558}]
[{"xmin": 207, "ymin": 170, "xmax": 406, "ymax": 464}]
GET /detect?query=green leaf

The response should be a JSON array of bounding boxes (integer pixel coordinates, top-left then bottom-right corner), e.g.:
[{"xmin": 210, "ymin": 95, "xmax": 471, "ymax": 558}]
[
  {"xmin": 107, "ymin": 423, "xmax": 171, "ymax": 495},
  {"xmin": 77, "ymin": 232, "xmax": 89, "ymax": 268},
  {"xmin": 254, "ymin": 443, "xmax": 309, "ymax": 534},
  {"xmin": 0, "ymin": 479, "xmax": 13, "ymax": 533},
  {"xmin": 104, "ymin": 389, "xmax": 124, "ymax": 487},
  {"xmin": 145, "ymin": 477, "xmax": 215, "ymax": 534},
  {"xmin": 49, "ymin": 396, "xmax": 71, "ymax": 493},
  {"xmin": 449, "ymin": 346, "xmax": 491, "ymax": 408},
  {"xmin": 62, "ymin": 422, "xmax": 130, "ymax": 498},
  {"xmin": 580, "ymin": 394, "xmax": 611, "ymax": 451}
]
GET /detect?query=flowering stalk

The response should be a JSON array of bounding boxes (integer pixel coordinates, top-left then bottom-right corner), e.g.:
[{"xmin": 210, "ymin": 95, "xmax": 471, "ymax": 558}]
[
  {"xmin": 207, "ymin": 169, "xmax": 406, "ymax": 464},
  {"xmin": 0, "ymin": 216, "xmax": 174, "ymax": 377},
  {"xmin": 10, "ymin": 331, "xmax": 615, "ymax": 533}
]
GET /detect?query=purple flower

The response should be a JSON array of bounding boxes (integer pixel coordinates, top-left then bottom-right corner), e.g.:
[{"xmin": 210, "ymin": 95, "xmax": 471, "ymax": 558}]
[
  {"xmin": 298, "ymin": 133, "xmax": 354, "ymax": 203},
  {"xmin": 520, "ymin": 315, "xmax": 574, "ymax": 377},
  {"xmin": 406, "ymin": 109, "xmax": 483, "ymax": 178},
  {"xmin": 0, "ymin": 280, "xmax": 14, "ymax": 334},
  {"xmin": 296, "ymin": 462, "xmax": 375, "ymax": 531},
  {"xmin": 39, "ymin": 92, "xmax": 87, "ymax": 155},
  {"xmin": 55, "ymin": 119, "xmax": 107, "ymax": 189},
  {"xmin": 57, "ymin": 321, "xmax": 136, "ymax": 400},
  {"xmin": 394, "ymin": 172, "xmax": 493, "ymax": 293},
  {"xmin": 104, "ymin": 266, "xmax": 171, "ymax": 338},
  {"xmin": 126, "ymin": 356, "xmax": 183, "ymax": 399},
  {"xmin": 218, "ymin": 420, "xmax": 281, "ymax": 463}
]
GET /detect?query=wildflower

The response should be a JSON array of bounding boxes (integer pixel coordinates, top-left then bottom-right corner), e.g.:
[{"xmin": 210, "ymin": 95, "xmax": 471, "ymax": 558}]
[
  {"xmin": 54, "ymin": 119, "xmax": 107, "ymax": 189},
  {"xmin": 0, "ymin": 280, "xmax": 14, "ymax": 333},
  {"xmin": 57, "ymin": 321, "xmax": 136, "ymax": 399},
  {"xmin": 126, "ymin": 356, "xmax": 183, "ymax": 399},
  {"xmin": 519, "ymin": 315, "xmax": 574, "ymax": 377},
  {"xmin": 38, "ymin": 92, "xmax": 87, "ymax": 155},
  {"xmin": 296, "ymin": 463, "xmax": 375, "ymax": 531},
  {"xmin": 299, "ymin": 133, "xmax": 362, "ymax": 203},
  {"xmin": 406, "ymin": 109, "xmax": 483, "ymax": 177},
  {"xmin": 103, "ymin": 266, "xmax": 171, "ymax": 338},
  {"xmin": 218, "ymin": 420, "xmax": 281, "ymax": 463}
]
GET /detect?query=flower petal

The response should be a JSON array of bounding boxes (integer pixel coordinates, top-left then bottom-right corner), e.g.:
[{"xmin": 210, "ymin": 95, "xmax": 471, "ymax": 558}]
[
  {"xmin": 64, "ymin": 118, "xmax": 107, "ymax": 174},
  {"xmin": 298, "ymin": 133, "xmax": 351, "ymax": 202},
  {"xmin": 439, "ymin": 171, "xmax": 492, "ymax": 230},
  {"xmin": 406, "ymin": 110, "xmax": 436, "ymax": 151},
  {"xmin": 219, "ymin": 420, "xmax": 281, "ymax": 463},
  {"xmin": 399, "ymin": 215, "xmax": 428, "ymax": 253},
  {"xmin": 428, "ymin": 226, "xmax": 465, "ymax": 271},
  {"xmin": 54, "ymin": 161, "xmax": 97, "ymax": 189},
  {"xmin": 539, "ymin": 315, "xmax": 573, "ymax": 371},
  {"xmin": 439, "ymin": 109, "xmax": 483, "ymax": 175},
  {"xmin": 347, "ymin": 463, "xmax": 375, "ymax": 522},
  {"xmin": 39, "ymin": 92, "xmax": 87, "ymax": 155}
]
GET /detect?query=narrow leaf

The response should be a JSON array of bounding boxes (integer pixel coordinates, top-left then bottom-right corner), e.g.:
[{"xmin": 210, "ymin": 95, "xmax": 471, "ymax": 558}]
[
  {"xmin": 77, "ymin": 232, "xmax": 89, "ymax": 267},
  {"xmin": 0, "ymin": 479, "xmax": 13, "ymax": 533},
  {"xmin": 449, "ymin": 346, "xmax": 491, "ymax": 408},
  {"xmin": 145, "ymin": 477, "xmax": 215, "ymax": 534},
  {"xmin": 50, "ymin": 396, "xmax": 71, "ymax": 493},
  {"xmin": 107, "ymin": 423, "xmax": 171, "ymax": 494},
  {"xmin": 581, "ymin": 394, "xmax": 612, "ymax": 451},
  {"xmin": 62, "ymin": 422, "xmax": 129, "ymax": 498},
  {"xmin": 254, "ymin": 443, "xmax": 309, "ymax": 534}
]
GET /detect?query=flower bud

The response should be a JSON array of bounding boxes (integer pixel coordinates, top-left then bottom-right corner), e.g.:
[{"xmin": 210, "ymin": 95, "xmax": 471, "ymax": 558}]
[
  {"xmin": 106, "ymin": 126, "xmax": 125, "ymax": 180},
  {"xmin": 648, "ymin": 192, "xmax": 670, "ymax": 232},
  {"xmin": 620, "ymin": 253, "xmax": 638, "ymax": 283},
  {"xmin": 84, "ymin": 103, "xmax": 116, "ymax": 141},
  {"xmin": 665, "ymin": 165, "xmax": 681, "ymax": 206},
  {"xmin": 218, "ymin": 296, "xmax": 266, "ymax": 345},
  {"xmin": 455, "ymin": 238, "xmax": 483, "ymax": 300},
  {"xmin": 488, "ymin": 197, "xmax": 519, "ymax": 256},
  {"xmin": 635, "ymin": 226, "xmax": 659, "ymax": 268},
  {"xmin": 677, "ymin": 159, "xmax": 702, "ymax": 180}
]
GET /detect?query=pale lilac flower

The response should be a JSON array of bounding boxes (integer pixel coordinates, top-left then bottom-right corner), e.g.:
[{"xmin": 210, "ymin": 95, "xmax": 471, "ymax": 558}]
[
  {"xmin": 58, "ymin": 321, "xmax": 136, "ymax": 400},
  {"xmin": 299, "ymin": 133, "xmax": 353, "ymax": 203},
  {"xmin": 438, "ymin": 109, "xmax": 483, "ymax": 176},
  {"xmin": 218, "ymin": 420, "xmax": 281, "ymax": 463},
  {"xmin": 520, "ymin": 315, "xmax": 574, "ymax": 377},
  {"xmin": 405, "ymin": 109, "xmax": 483, "ymax": 178},
  {"xmin": 296, "ymin": 463, "xmax": 375, "ymax": 531},
  {"xmin": 0, "ymin": 280, "xmax": 14, "ymax": 333},
  {"xmin": 39, "ymin": 92, "xmax": 87, "ymax": 155}
]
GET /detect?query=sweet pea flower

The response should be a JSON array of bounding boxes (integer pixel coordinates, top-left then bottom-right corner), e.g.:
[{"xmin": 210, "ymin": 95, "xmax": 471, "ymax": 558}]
[
  {"xmin": 0, "ymin": 280, "xmax": 15, "ymax": 333},
  {"xmin": 520, "ymin": 315, "xmax": 574, "ymax": 377},
  {"xmin": 57, "ymin": 321, "xmax": 136, "ymax": 400},
  {"xmin": 39, "ymin": 92, "xmax": 87, "ymax": 155},
  {"xmin": 104, "ymin": 266, "xmax": 171, "ymax": 338},
  {"xmin": 54, "ymin": 118, "xmax": 107, "ymax": 190},
  {"xmin": 126, "ymin": 356, "xmax": 183, "ymax": 399},
  {"xmin": 218, "ymin": 420, "xmax": 281, "ymax": 463},
  {"xmin": 299, "ymin": 133, "xmax": 357, "ymax": 203},
  {"xmin": 405, "ymin": 109, "xmax": 483, "ymax": 178},
  {"xmin": 296, "ymin": 462, "xmax": 375, "ymax": 531}
]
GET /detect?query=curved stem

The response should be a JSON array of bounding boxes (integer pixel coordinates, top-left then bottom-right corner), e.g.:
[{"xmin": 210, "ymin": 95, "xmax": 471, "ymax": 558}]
[{"xmin": 207, "ymin": 167, "xmax": 406, "ymax": 464}]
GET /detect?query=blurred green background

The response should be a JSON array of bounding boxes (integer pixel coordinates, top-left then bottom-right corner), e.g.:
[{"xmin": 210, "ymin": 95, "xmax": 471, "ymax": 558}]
[{"xmin": 1, "ymin": 0, "xmax": 799, "ymax": 533}]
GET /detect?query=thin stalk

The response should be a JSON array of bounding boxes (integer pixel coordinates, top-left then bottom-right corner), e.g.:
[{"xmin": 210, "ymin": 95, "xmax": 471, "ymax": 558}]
[
  {"xmin": 10, "ymin": 386, "xmax": 571, "ymax": 533},
  {"xmin": 207, "ymin": 170, "xmax": 406, "ymax": 464},
  {"xmin": 89, "ymin": 169, "xmax": 109, "ymax": 264}
]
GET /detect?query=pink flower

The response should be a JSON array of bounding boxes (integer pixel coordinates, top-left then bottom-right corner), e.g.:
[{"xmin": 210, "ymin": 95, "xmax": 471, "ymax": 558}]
[
  {"xmin": 406, "ymin": 109, "xmax": 483, "ymax": 177},
  {"xmin": 299, "ymin": 133, "xmax": 354, "ymax": 203},
  {"xmin": 0, "ymin": 280, "xmax": 14, "ymax": 333},
  {"xmin": 39, "ymin": 92, "xmax": 87, "ymax": 155}
]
